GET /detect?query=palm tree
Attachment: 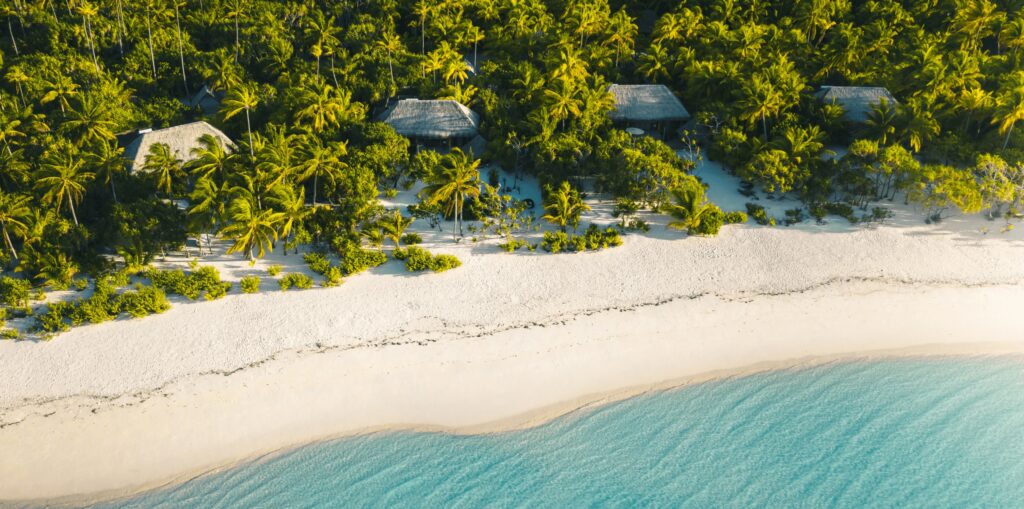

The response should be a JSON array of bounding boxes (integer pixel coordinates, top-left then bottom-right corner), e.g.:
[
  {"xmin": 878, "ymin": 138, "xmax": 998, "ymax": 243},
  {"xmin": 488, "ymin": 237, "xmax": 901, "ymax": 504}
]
[
  {"xmin": 5, "ymin": 67, "xmax": 29, "ymax": 107},
  {"xmin": 864, "ymin": 98, "xmax": 901, "ymax": 146},
  {"xmin": 171, "ymin": 0, "xmax": 189, "ymax": 94},
  {"xmin": 993, "ymin": 71, "xmax": 1024, "ymax": 150},
  {"xmin": 295, "ymin": 80, "xmax": 362, "ymax": 132},
  {"xmin": 737, "ymin": 74, "xmax": 783, "ymax": 139},
  {"xmin": 267, "ymin": 185, "xmax": 309, "ymax": 254},
  {"xmin": 0, "ymin": 115, "xmax": 24, "ymax": 156},
  {"xmin": 638, "ymin": 43, "xmax": 670, "ymax": 83},
  {"xmin": 899, "ymin": 99, "xmax": 941, "ymax": 153},
  {"xmin": 143, "ymin": 143, "xmax": 184, "ymax": 197},
  {"xmin": 224, "ymin": 0, "xmax": 248, "ymax": 62},
  {"xmin": 605, "ymin": 9, "xmax": 636, "ymax": 68},
  {"xmin": 542, "ymin": 181, "xmax": 590, "ymax": 233},
  {"xmin": 221, "ymin": 83, "xmax": 259, "ymax": 159},
  {"xmin": 1, "ymin": 4, "xmax": 19, "ymax": 56},
  {"xmin": 298, "ymin": 137, "xmax": 345, "ymax": 206},
  {"xmin": 543, "ymin": 78, "xmax": 581, "ymax": 130},
  {"xmin": 88, "ymin": 141, "xmax": 125, "ymax": 203},
  {"xmin": 187, "ymin": 133, "xmax": 235, "ymax": 182},
  {"xmin": 379, "ymin": 209, "xmax": 413, "ymax": 248},
  {"xmin": 188, "ymin": 175, "xmax": 232, "ymax": 253},
  {"xmin": 421, "ymin": 148, "xmax": 481, "ymax": 240},
  {"xmin": 35, "ymin": 149, "xmax": 94, "ymax": 225},
  {"xmin": 303, "ymin": 12, "xmax": 340, "ymax": 77},
  {"xmin": 75, "ymin": 1, "xmax": 101, "ymax": 72},
  {"xmin": 375, "ymin": 31, "xmax": 403, "ymax": 87},
  {"xmin": 60, "ymin": 94, "xmax": 116, "ymax": 147},
  {"xmin": 40, "ymin": 74, "xmax": 79, "ymax": 113},
  {"xmin": 0, "ymin": 192, "xmax": 30, "ymax": 260},
  {"xmin": 219, "ymin": 197, "xmax": 283, "ymax": 261},
  {"xmin": 142, "ymin": 0, "xmax": 170, "ymax": 80},
  {"xmin": 664, "ymin": 181, "xmax": 715, "ymax": 234}
]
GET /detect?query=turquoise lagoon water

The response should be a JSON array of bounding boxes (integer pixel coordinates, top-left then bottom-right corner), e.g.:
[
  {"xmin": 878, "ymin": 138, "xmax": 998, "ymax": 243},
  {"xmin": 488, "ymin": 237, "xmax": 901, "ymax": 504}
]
[{"xmin": 97, "ymin": 357, "xmax": 1024, "ymax": 509}]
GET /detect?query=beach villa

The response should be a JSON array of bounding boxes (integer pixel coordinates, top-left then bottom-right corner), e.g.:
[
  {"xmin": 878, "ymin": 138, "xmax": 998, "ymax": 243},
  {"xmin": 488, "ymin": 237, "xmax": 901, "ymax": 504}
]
[
  {"xmin": 377, "ymin": 98, "xmax": 482, "ymax": 153},
  {"xmin": 181, "ymin": 85, "xmax": 224, "ymax": 116},
  {"xmin": 121, "ymin": 121, "xmax": 234, "ymax": 173},
  {"xmin": 815, "ymin": 86, "xmax": 898, "ymax": 123},
  {"xmin": 607, "ymin": 84, "xmax": 691, "ymax": 139}
]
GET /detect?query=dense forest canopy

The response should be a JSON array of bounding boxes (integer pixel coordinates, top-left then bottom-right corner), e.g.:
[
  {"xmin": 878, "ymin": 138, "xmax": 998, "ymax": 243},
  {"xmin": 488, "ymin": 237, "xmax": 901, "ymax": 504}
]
[{"xmin": 0, "ymin": 0, "xmax": 1022, "ymax": 290}]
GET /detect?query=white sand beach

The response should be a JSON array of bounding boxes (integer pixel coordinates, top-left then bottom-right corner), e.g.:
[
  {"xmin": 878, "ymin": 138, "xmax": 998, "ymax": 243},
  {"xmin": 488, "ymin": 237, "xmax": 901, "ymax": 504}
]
[{"xmin": 2, "ymin": 162, "xmax": 1024, "ymax": 504}]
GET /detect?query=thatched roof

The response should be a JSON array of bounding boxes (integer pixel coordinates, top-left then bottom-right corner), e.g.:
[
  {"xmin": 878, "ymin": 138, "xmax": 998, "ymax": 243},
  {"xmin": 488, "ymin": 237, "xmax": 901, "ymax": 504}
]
[
  {"xmin": 816, "ymin": 86, "xmax": 898, "ymax": 123},
  {"xmin": 377, "ymin": 99, "xmax": 480, "ymax": 139},
  {"xmin": 181, "ymin": 85, "xmax": 223, "ymax": 115},
  {"xmin": 123, "ymin": 121, "xmax": 233, "ymax": 172},
  {"xmin": 608, "ymin": 84, "xmax": 690, "ymax": 122}
]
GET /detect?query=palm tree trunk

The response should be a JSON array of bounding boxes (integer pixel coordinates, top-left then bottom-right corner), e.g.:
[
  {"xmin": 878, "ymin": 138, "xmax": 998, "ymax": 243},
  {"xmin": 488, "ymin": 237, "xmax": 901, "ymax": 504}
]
[
  {"xmin": 329, "ymin": 53, "xmax": 339, "ymax": 88},
  {"xmin": 387, "ymin": 51, "xmax": 394, "ymax": 86},
  {"xmin": 1004, "ymin": 122, "xmax": 1015, "ymax": 150},
  {"xmin": 84, "ymin": 18, "xmax": 100, "ymax": 73},
  {"xmin": 234, "ymin": 16, "xmax": 240, "ymax": 62},
  {"xmin": 761, "ymin": 112, "xmax": 768, "ymax": 139},
  {"xmin": 174, "ymin": 2, "xmax": 189, "ymax": 95},
  {"xmin": 2, "ymin": 225, "xmax": 17, "ymax": 260},
  {"xmin": 244, "ymin": 107, "xmax": 254, "ymax": 159},
  {"xmin": 312, "ymin": 172, "xmax": 318, "ymax": 205},
  {"xmin": 66, "ymin": 189, "xmax": 79, "ymax": 226},
  {"xmin": 110, "ymin": 176, "xmax": 119, "ymax": 204},
  {"xmin": 7, "ymin": 18, "xmax": 18, "ymax": 55},
  {"xmin": 146, "ymin": 15, "xmax": 157, "ymax": 80},
  {"xmin": 115, "ymin": 0, "xmax": 124, "ymax": 56}
]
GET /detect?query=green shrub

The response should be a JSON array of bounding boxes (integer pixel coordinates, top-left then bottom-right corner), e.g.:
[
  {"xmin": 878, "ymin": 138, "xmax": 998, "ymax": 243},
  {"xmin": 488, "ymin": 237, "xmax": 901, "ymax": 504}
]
[
  {"xmin": 1, "ymin": 329, "xmax": 19, "ymax": 340},
  {"xmin": 68, "ymin": 295, "xmax": 116, "ymax": 325},
  {"xmin": 0, "ymin": 277, "xmax": 31, "ymax": 308},
  {"xmin": 783, "ymin": 208, "xmax": 806, "ymax": 226},
  {"xmin": 824, "ymin": 202, "xmax": 858, "ymax": 223},
  {"xmin": 333, "ymin": 238, "xmax": 387, "ymax": 275},
  {"xmin": 147, "ymin": 266, "xmax": 227, "ymax": 300},
  {"xmin": 36, "ymin": 302, "xmax": 74, "ymax": 333},
  {"xmin": 322, "ymin": 266, "xmax": 344, "ymax": 287},
  {"xmin": 267, "ymin": 264, "xmax": 283, "ymax": 276},
  {"xmin": 498, "ymin": 237, "xmax": 530, "ymax": 252},
  {"xmin": 279, "ymin": 273, "xmax": 314, "ymax": 290},
  {"xmin": 569, "ymin": 234, "xmax": 587, "ymax": 252},
  {"xmin": 400, "ymin": 233, "xmax": 422, "ymax": 245},
  {"xmin": 116, "ymin": 286, "xmax": 171, "ymax": 318},
  {"xmin": 745, "ymin": 203, "xmax": 775, "ymax": 226},
  {"xmin": 724, "ymin": 211, "xmax": 748, "ymax": 224},
  {"xmin": 430, "ymin": 254, "xmax": 461, "ymax": 272},
  {"xmin": 691, "ymin": 207, "xmax": 726, "ymax": 235},
  {"xmin": 240, "ymin": 276, "xmax": 261, "ymax": 293},
  {"xmin": 395, "ymin": 246, "xmax": 461, "ymax": 272},
  {"xmin": 601, "ymin": 227, "xmax": 624, "ymax": 247},
  {"xmin": 541, "ymin": 231, "xmax": 569, "ymax": 253},
  {"xmin": 72, "ymin": 278, "xmax": 90, "ymax": 291},
  {"xmin": 303, "ymin": 252, "xmax": 332, "ymax": 275}
]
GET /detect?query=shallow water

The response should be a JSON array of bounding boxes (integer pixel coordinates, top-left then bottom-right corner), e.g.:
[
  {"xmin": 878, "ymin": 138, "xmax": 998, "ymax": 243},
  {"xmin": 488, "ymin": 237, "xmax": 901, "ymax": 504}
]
[{"xmin": 97, "ymin": 357, "xmax": 1024, "ymax": 509}]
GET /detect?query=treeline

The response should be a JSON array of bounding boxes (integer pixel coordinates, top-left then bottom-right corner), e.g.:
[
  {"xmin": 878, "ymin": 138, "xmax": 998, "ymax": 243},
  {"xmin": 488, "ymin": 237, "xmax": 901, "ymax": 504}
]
[{"xmin": 0, "ymin": 0, "xmax": 1022, "ymax": 294}]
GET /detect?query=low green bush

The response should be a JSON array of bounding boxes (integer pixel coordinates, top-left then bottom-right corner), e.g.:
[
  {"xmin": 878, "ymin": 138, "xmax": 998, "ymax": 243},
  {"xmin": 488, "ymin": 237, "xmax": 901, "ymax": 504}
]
[
  {"xmin": 267, "ymin": 264, "xmax": 283, "ymax": 276},
  {"xmin": 394, "ymin": 246, "xmax": 462, "ymax": 272},
  {"xmin": 1, "ymin": 329, "xmax": 19, "ymax": 340},
  {"xmin": 0, "ymin": 277, "xmax": 31, "ymax": 308},
  {"xmin": 279, "ymin": 273, "xmax": 314, "ymax": 290},
  {"xmin": 240, "ymin": 276, "xmax": 261, "ymax": 293},
  {"xmin": 303, "ymin": 252, "xmax": 331, "ymax": 275},
  {"xmin": 400, "ymin": 233, "xmax": 422, "ymax": 245},
  {"xmin": 146, "ymin": 266, "xmax": 229, "ymax": 300},
  {"xmin": 116, "ymin": 286, "xmax": 171, "ymax": 318},
  {"xmin": 333, "ymin": 238, "xmax": 387, "ymax": 275},
  {"xmin": 724, "ymin": 211, "xmax": 748, "ymax": 224},
  {"xmin": 691, "ymin": 207, "xmax": 726, "ymax": 236},
  {"xmin": 323, "ymin": 266, "xmax": 344, "ymax": 286},
  {"xmin": 745, "ymin": 203, "xmax": 775, "ymax": 226},
  {"xmin": 541, "ymin": 231, "xmax": 570, "ymax": 253}
]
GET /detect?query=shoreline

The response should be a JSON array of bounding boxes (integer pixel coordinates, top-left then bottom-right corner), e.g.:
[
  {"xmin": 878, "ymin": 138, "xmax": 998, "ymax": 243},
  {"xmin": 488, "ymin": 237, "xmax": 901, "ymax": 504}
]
[
  {"xmin": 3, "ymin": 217, "xmax": 1024, "ymax": 505},
  {"xmin": 15, "ymin": 343, "xmax": 1024, "ymax": 508}
]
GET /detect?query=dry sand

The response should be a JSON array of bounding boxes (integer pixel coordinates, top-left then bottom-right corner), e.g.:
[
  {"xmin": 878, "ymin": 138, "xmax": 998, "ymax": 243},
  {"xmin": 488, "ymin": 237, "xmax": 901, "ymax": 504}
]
[{"xmin": 2, "ymin": 162, "xmax": 1024, "ymax": 504}]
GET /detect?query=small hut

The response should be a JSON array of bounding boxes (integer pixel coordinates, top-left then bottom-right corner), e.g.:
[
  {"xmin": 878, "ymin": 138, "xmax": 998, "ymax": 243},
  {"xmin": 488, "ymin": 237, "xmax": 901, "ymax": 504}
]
[
  {"xmin": 181, "ymin": 85, "xmax": 223, "ymax": 115},
  {"xmin": 123, "ymin": 121, "xmax": 233, "ymax": 173},
  {"xmin": 377, "ymin": 99, "xmax": 480, "ymax": 151},
  {"xmin": 816, "ymin": 86, "xmax": 898, "ymax": 123},
  {"xmin": 607, "ymin": 84, "xmax": 691, "ymax": 139}
]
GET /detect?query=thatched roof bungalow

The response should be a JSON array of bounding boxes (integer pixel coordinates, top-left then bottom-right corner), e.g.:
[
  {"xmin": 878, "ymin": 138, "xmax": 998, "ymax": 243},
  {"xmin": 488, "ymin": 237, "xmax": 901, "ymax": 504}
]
[
  {"xmin": 607, "ymin": 84, "xmax": 690, "ymax": 138},
  {"xmin": 815, "ymin": 86, "xmax": 898, "ymax": 123},
  {"xmin": 181, "ymin": 85, "xmax": 223, "ymax": 115},
  {"xmin": 123, "ymin": 121, "xmax": 233, "ymax": 173},
  {"xmin": 377, "ymin": 99, "xmax": 480, "ymax": 144}
]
